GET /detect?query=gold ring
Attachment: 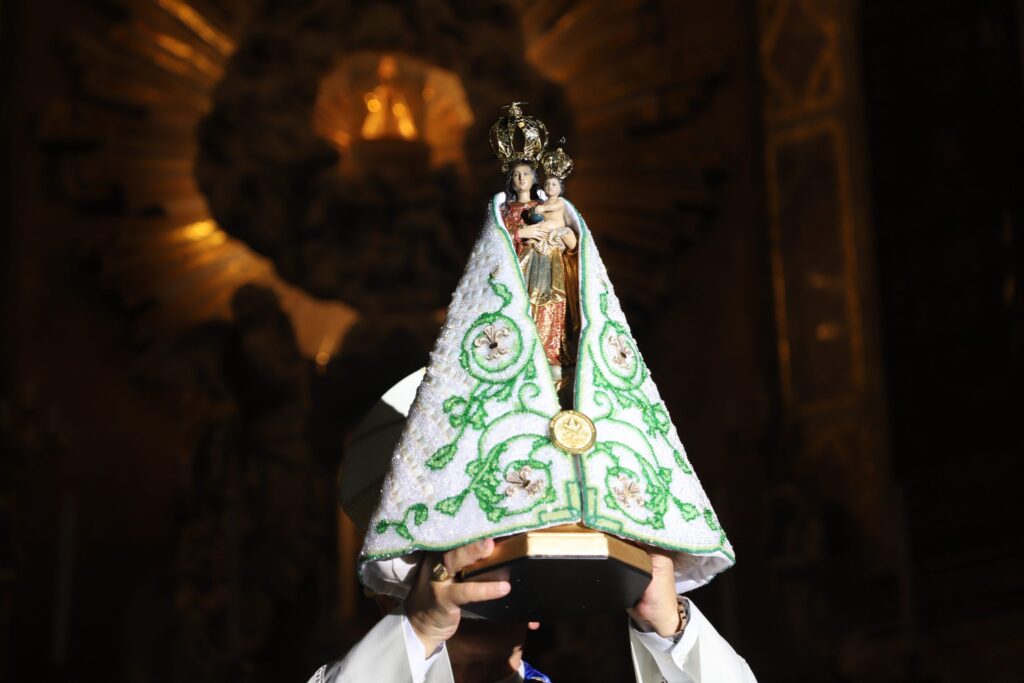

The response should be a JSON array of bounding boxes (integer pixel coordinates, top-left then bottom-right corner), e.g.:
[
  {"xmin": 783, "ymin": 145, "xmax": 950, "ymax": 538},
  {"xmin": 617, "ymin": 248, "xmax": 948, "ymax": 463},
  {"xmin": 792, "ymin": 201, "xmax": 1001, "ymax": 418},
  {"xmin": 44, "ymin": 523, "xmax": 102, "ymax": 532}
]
[{"xmin": 429, "ymin": 561, "xmax": 452, "ymax": 582}]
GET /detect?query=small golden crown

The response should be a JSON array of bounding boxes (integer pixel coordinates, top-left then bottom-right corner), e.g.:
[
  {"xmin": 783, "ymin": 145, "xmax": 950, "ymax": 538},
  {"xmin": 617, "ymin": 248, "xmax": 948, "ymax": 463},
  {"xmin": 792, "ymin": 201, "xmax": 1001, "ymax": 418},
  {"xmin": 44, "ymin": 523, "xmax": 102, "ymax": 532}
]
[
  {"xmin": 489, "ymin": 102, "xmax": 549, "ymax": 172},
  {"xmin": 541, "ymin": 139, "xmax": 574, "ymax": 180}
]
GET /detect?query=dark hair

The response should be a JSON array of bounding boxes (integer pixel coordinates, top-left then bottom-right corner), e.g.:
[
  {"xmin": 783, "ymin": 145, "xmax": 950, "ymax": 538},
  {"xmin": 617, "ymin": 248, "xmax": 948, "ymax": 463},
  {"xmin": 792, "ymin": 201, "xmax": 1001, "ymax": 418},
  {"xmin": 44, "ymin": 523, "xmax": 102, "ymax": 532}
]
[
  {"xmin": 504, "ymin": 162, "xmax": 540, "ymax": 202},
  {"xmin": 542, "ymin": 175, "xmax": 567, "ymax": 196}
]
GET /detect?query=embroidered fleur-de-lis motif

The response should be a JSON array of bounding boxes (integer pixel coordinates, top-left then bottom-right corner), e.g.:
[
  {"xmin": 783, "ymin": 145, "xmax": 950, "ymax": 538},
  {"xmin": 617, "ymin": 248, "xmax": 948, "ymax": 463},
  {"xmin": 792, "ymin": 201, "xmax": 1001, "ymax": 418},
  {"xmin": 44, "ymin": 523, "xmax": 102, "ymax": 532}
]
[
  {"xmin": 608, "ymin": 334, "xmax": 634, "ymax": 369},
  {"xmin": 613, "ymin": 474, "xmax": 645, "ymax": 507},
  {"xmin": 504, "ymin": 466, "xmax": 543, "ymax": 497},
  {"xmin": 474, "ymin": 323, "xmax": 511, "ymax": 360}
]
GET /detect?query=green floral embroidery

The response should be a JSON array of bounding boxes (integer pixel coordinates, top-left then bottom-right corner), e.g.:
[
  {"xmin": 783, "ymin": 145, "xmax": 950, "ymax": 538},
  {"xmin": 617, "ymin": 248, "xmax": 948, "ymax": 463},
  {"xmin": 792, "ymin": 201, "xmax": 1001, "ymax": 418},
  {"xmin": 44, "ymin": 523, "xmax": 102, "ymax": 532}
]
[
  {"xmin": 590, "ymin": 437, "xmax": 692, "ymax": 530},
  {"xmin": 574, "ymin": 205, "xmax": 728, "ymax": 556},
  {"xmin": 375, "ymin": 503, "xmax": 429, "ymax": 541},
  {"xmin": 672, "ymin": 449, "xmax": 693, "ymax": 475},
  {"xmin": 703, "ymin": 508, "xmax": 728, "ymax": 545},
  {"xmin": 592, "ymin": 360, "xmax": 669, "ymax": 438},
  {"xmin": 675, "ymin": 500, "xmax": 700, "ymax": 521},
  {"xmin": 588, "ymin": 293, "xmax": 672, "ymax": 440},
  {"xmin": 462, "ymin": 312, "xmax": 525, "ymax": 381},
  {"xmin": 501, "ymin": 458, "xmax": 558, "ymax": 515},
  {"xmin": 490, "ymin": 280, "xmax": 514, "ymax": 307},
  {"xmin": 580, "ymin": 285, "xmax": 706, "ymax": 534},
  {"xmin": 704, "ymin": 508, "xmax": 720, "ymax": 530},
  {"xmin": 378, "ymin": 272, "xmax": 564, "ymax": 537},
  {"xmin": 434, "ymin": 427, "xmax": 562, "ymax": 523}
]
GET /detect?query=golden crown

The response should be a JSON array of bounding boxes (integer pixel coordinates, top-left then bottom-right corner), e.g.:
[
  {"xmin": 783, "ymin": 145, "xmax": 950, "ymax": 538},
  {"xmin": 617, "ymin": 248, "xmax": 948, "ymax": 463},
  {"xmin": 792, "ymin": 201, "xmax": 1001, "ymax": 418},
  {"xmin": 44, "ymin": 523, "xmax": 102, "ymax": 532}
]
[
  {"xmin": 540, "ymin": 140, "xmax": 574, "ymax": 180},
  {"xmin": 489, "ymin": 102, "xmax": 549, "ymax": 172}
]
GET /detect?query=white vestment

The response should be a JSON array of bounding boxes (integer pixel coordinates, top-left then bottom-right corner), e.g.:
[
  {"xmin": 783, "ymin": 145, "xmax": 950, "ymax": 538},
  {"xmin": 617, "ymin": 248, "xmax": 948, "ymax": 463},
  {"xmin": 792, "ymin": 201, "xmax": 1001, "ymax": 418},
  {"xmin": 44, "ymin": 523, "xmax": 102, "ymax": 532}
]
[{"xmin": 307, "ymin": 599, "xmax": 756, "ymax": 683}]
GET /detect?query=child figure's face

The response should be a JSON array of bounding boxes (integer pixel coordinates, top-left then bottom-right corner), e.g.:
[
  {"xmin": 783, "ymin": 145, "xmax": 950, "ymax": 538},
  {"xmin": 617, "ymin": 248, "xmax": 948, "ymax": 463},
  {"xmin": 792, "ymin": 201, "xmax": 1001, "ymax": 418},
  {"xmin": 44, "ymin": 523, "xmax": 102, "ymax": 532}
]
[{"xmin": 543, "ymin": 177, "xmax": 562, "ymax": 199}]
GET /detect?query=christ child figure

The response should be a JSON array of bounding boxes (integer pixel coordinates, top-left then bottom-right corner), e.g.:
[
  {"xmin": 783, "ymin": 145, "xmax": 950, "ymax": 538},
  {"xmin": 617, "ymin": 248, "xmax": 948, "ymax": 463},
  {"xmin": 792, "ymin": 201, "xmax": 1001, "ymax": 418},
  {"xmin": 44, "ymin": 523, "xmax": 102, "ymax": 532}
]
[{"xmin": 532, "ymin": 175, "xmax": 577, "ymax": 254}]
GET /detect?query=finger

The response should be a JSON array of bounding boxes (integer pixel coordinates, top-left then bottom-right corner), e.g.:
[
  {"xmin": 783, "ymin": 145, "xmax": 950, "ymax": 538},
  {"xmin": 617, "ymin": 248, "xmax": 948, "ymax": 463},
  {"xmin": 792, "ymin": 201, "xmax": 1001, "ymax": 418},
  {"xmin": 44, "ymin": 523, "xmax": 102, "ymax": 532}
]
[
  {"xmin": 648, "ymin": 551, "xmax": 675, "ymax": 574},
  {"xmin": 646, "ymin": 545, "xmax": 673, "ymax": 559},
  {"xmin": 443, "ymin": 539, "xmax": 495, "ymax": 574},
  {"xmin": 444, "ymin": 579, "xmax": 510, "ymax": 607},
  {"xmin": 417, "ymin": 552, "xmax": 445, "ymax": 585}
]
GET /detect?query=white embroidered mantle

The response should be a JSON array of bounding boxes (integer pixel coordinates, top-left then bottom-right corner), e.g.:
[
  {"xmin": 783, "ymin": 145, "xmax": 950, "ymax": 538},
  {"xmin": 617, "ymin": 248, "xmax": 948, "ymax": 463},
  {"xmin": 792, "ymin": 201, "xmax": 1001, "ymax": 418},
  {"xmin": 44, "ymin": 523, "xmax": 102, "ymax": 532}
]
[{"xmin": 360, "ymin": 194, "xmax": 734, "ymax": 598}]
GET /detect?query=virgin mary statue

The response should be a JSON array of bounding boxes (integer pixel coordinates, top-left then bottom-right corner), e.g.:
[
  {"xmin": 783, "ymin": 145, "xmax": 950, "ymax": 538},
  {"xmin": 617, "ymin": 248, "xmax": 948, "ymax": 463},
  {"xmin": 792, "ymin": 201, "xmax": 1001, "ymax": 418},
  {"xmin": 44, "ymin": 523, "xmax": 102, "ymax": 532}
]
[{"xmin": 358, "ymin": 104, "xmax": 734, "ymax": 602}]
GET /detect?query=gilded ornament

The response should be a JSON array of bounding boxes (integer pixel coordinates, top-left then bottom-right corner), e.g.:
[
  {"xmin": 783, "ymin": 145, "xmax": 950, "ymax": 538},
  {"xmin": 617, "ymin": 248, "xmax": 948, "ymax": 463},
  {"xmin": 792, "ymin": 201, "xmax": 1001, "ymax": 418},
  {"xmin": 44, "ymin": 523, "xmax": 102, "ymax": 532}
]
[
  {"xmin": 540, "ymin": 140, "xmax": 574, "ymax": 180},
  {"xmin": 548, "ymin": 410, "xmax": 596, "ymax": 454},
  {"xmin": 489, "ymin": 102, "xmax": 549, "ymax": 172}
]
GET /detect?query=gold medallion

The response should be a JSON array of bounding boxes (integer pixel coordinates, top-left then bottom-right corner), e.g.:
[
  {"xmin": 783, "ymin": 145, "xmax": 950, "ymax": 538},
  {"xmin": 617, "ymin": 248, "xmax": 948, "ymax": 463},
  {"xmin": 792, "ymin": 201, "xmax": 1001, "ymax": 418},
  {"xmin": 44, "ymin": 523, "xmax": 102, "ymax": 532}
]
[{"xmin": 548, "ymin": 410, "xmax": 596, "ymax": 454}]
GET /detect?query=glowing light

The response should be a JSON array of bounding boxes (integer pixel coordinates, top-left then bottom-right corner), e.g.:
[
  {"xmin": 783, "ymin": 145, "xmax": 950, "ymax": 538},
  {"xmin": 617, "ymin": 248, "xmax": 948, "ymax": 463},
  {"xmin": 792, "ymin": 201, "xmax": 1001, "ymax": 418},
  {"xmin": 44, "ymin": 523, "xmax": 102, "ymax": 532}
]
[
  {"xmin": 156, "ymin": 0, "xmax": 235, "ymax": 56},
  {"xmin": 378, "ymin": 55, "xmax": 397, "ymax": 80},
  {"xmin": 362, "ymin": 101, "xmax": 384, "ymax": 138},
  {"xmin": 313, "ymin": 52, "xmax": 474, "ymax": 160},
  {"xmin": 182, "ymin": 219, "xmax": 217, "ymax": 241},
  {"xmin": 153, "ymin": 32, "xmax": 194, "ymax": 60},
  {"xmin": 359, "ymin": 60, "xmax": 418, "ymax": 140},
  {"xmin": 152, "ymin": 30, "xmax": 222, "ymax": 79},
  {"xmin": 398, "ymin": 117, "xmax": 417, "ymax": 139}
]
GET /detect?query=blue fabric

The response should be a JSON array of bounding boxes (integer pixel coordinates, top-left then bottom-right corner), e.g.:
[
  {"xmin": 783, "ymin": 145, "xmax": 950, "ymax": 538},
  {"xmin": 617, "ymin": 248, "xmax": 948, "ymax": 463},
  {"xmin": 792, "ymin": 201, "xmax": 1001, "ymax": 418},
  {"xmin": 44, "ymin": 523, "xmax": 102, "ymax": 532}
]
[{"xmin": 522, "ymin": 660, "xmax": 552, "ymax": 683}]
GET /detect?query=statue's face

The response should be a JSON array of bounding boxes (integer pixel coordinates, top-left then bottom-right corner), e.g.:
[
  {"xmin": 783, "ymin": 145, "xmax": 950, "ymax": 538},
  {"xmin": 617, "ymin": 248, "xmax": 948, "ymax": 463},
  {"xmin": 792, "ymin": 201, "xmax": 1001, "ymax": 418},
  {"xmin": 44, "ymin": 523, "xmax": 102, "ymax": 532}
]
[
  {"xmin": 543, "ymin": 177, "xmax": 562, "ymax": 198},
  {"xmin": 511, "ymin": 164, "xmax": 534, "ymax": 193}
]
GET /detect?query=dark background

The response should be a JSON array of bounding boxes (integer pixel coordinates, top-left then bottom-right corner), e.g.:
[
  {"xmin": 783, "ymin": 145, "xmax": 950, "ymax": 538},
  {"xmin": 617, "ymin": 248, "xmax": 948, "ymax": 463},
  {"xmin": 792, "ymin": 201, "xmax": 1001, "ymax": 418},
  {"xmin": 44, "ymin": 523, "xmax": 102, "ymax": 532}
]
[{"xmin": 2, "ymin": 1, "xmax": 1022, "ymax": 681}]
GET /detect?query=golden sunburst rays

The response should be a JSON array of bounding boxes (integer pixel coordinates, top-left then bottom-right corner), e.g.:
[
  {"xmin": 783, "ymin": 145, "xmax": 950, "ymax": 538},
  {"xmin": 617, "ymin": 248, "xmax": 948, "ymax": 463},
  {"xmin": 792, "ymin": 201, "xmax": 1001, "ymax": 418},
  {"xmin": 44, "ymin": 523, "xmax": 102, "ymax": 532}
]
[
  {"xmin": 513, "ymin": 0, "xmax": 730, "ymax": 304},
  {"xmin": 45, "ymin": 0, "xmax": 357, "ymax": 365},
  {"xmin": 313, "ymin": 51, "xmax": 475, "ymax": 173}
]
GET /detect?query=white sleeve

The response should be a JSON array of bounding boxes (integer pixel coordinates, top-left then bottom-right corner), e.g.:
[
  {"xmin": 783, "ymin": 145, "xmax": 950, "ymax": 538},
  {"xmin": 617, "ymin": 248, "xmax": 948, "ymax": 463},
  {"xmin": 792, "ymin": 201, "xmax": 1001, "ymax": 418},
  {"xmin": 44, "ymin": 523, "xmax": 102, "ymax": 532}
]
[
  {"xmin": 401, "ymin": 612, "xmax": 447, "ymax": 683},
  {"xmin": 629, "ymin": 599, "xmax": 757, "ymax": 683},
  {"xmin": 305, "ymin": 609, "xmax": 450, "ymax": 683}
]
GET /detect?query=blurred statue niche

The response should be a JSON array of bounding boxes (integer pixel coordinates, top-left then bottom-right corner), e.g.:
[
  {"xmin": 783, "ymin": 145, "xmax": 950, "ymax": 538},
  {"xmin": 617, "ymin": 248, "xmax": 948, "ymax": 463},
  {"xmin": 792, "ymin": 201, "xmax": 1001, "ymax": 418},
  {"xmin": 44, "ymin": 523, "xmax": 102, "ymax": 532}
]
[{"xmin": 361, "ymin": 55, "xmax": 418, "ymax": 141}]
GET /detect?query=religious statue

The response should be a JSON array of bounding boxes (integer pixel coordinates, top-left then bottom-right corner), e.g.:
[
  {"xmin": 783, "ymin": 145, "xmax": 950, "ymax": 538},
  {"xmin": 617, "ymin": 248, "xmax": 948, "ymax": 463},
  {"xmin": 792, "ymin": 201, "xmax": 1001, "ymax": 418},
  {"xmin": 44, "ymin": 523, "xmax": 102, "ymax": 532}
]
[
  {"xmin": 356, "ymin": 103, "xmax": 734, "ymax": 620},
  {"xmin": 500, "ymin": 139, "xmax": 579, "ymax": 406}
]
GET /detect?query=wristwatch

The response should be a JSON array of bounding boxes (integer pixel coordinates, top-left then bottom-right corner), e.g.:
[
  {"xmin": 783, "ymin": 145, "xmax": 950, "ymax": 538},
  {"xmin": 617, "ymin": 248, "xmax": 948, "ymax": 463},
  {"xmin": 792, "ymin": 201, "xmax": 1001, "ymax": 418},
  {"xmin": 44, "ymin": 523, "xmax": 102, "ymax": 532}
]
[
  {"xmin": 629, "ymin": 596, "xmax": 691, "ymax": 642},
  {"xmin": 668, "ymin": 596, "xmax": 691, "ymax": 643}
]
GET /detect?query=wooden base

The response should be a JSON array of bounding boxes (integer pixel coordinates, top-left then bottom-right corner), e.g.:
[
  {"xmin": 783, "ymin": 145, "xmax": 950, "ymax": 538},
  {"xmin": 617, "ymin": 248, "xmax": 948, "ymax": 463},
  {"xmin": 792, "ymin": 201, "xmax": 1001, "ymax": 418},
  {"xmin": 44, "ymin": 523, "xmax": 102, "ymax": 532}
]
[{"xmin": 459, "ymin": 524, "xmax": 653, "ymax": 621}]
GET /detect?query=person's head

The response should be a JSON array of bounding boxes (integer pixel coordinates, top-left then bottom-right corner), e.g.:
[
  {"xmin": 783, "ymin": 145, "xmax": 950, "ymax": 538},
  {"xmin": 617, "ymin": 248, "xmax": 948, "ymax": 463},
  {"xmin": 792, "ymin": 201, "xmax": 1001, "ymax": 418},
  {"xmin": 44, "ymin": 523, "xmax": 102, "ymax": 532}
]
[
  {"xmin": 505, "ymin": 162, "xmax": 539, "ymax": 201},
  {"xmin": 542, "ymin": 176, "xmax": 564, "ymax": 199},
  {"xmin": 446, "ymin": 619, "xmax": 532, "ymax": 673}
]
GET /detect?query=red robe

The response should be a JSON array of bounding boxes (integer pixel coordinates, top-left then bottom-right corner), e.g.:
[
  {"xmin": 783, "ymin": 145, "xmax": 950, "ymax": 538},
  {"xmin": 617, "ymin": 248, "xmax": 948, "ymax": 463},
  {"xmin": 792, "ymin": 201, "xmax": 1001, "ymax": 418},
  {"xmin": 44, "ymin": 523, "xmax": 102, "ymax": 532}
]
[{"xmin": 501, "ymin": 200, "xmax": 580, "ymax": 370}]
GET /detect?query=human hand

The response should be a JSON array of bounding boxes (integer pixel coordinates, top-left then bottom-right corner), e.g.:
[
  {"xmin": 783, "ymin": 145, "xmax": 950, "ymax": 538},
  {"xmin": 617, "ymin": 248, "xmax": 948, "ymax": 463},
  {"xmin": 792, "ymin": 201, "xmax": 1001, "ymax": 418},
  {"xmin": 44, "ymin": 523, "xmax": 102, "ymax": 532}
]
[
  {"xmin": 405, "ymin": 540, "xmax": 513, "ymax": 658},
  {"xmin": 518, "ymin": 225, "xmax": 549, "ymax": 241},
  {"xmin": 626, "ymin": 548, "xmax": 683, "ymax": 637}
]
